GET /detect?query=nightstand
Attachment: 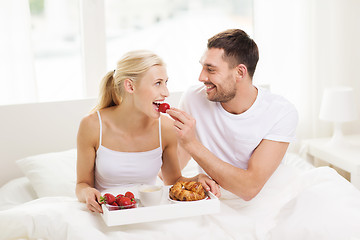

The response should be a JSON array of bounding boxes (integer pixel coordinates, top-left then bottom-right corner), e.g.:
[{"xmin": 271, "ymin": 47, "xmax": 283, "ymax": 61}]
[{"xmin": 302, "ymin": 134, "xmax": 360, "ymax": 190}]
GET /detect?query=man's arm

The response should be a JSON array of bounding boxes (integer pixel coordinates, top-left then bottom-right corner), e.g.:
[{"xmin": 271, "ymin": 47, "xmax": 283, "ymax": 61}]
[
  {"xmin": 167, "ymin": 108, "xmax": 289, "ymax": 200},
  {"xmin": 186, "ymin": 138, "xmax": 288, "ymax": 200}
]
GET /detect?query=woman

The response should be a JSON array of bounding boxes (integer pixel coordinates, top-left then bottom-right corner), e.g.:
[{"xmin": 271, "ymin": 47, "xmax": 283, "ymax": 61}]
[{"xmin": 76, "ymin": 50, "xmax": 219, "ymax": 213}]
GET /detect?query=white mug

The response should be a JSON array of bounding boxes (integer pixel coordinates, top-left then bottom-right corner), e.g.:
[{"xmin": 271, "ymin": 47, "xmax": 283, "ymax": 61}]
[{"xmin": 138, "ymin": 185, "xmax": 163, "ymax": 207}]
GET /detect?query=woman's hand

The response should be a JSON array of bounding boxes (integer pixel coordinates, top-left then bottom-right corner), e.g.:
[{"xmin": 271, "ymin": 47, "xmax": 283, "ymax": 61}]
[
  {"xmin": 83, "ymin": 187, "xmax": 103, "ymax": 213},
  {"xmin": 197, "ymin": 173, "xmax": 221, "ymax": 198}
]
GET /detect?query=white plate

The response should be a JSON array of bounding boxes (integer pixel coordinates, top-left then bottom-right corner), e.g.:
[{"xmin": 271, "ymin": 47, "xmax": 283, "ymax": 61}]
[{"xmin": 168, "ymin": 194, "xmax": 210, "ymax": 203}]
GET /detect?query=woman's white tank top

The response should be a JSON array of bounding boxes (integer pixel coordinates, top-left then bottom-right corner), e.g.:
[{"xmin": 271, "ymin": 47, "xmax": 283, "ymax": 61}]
[{"xmin": 94, "ymin": 111, "xmax": 163, "ymax": 192}]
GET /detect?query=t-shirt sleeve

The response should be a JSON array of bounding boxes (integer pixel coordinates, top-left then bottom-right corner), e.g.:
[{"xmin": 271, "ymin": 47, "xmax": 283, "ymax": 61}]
[{"xmin": 264, "ymin": 107, "xmax": 299, "ymax": 143}]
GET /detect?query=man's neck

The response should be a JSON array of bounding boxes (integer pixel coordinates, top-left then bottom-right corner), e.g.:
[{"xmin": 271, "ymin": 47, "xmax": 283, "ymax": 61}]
[{"xmin": 220, "ymin": 83, "xmax": 258, "ymax": 115}]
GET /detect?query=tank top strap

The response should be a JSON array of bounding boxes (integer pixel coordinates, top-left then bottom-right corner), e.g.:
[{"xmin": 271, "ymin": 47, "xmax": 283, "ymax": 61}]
[
  {"xmin": 158, "ymin": 117, "xmax": 162, "ymax": 150},
  {"xmin": 96, "ymin": 110, "xmax": 103, "ymax": 147}
]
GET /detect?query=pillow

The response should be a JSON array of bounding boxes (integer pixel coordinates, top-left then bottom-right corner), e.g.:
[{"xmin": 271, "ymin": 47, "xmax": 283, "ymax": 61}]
[
  {"xmin": 16, "ymin": 149, "xmax": 77, "ymax": 198},
  {"xmin": 0, "ymin": 177, "xmax": 37, "ymax": 210}
]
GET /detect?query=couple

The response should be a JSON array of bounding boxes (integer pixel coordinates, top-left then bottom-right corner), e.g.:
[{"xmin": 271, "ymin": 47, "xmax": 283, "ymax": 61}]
[{"xmin": 76, "ymin": 29, "xmax": 298, "ymax": 213}]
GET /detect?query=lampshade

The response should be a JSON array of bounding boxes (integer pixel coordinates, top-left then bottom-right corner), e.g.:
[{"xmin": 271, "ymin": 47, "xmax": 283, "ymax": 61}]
[{"xmin": 319, "ymin": 87, "xmax": 358, "ymax": 122}]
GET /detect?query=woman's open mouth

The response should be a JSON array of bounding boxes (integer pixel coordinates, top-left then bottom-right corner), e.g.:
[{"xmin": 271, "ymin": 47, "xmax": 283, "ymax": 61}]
[{"xmin": 153, "ymin": 101, "xmax": 163, "ymax": 112}]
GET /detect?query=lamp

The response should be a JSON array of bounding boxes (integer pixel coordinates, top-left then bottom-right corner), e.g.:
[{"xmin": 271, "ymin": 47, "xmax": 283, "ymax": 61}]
[{"xmin": 319, "ymin": 87, "xmax": 358, "ymax": 146}]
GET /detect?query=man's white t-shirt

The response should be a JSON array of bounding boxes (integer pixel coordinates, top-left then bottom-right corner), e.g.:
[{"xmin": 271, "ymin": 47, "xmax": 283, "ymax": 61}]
[{"xmin": 179, "ymin": 84, "xmax": 298, "ymax": 170}]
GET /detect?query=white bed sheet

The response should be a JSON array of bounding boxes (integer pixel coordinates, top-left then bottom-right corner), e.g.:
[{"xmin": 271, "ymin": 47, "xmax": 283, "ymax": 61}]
[{"xmin": 1, "ymin": 163, "xmax": 360, "ymax": 240}]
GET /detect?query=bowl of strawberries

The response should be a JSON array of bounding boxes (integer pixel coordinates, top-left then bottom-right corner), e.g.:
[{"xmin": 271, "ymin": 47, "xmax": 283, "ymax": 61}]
[{"xmin": 100, "ymin": 191, "xmax": 138, "ymax": 211}]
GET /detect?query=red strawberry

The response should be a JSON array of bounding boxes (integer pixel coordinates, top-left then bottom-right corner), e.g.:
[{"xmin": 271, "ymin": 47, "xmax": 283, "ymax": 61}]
[
  {"xmin": 116, "ymin": 196, "xmax": 123, "ymax": 206},
  {"xmin": 118, "ymin": 197, "xmax": 132, "ymax": 207},
  {"xmin": 125, "ymin": 191, "xmax": 135, "ymax": 200},
  {"xmin": 99, "ymin": 193, "xmax": 116, "ymax": 205},
  {"xmin": 159, "ymin": 103, "xmax": 170, "ymax": 113},
  {"xmin": 116, "ymin": 194, "xmax": 124, "ymax": 199}
]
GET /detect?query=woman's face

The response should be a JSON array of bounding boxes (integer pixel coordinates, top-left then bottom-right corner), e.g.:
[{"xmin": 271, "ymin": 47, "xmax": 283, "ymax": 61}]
[{"xmin": 133, "ymin": 65, "xmax": 169, "ymax": 118}]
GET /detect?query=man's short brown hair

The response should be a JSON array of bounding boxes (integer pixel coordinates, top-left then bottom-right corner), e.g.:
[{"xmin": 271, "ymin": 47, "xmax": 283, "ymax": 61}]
[{"xmin": 207, "ymin": 29, "xmax": 259, "ymax": 78}]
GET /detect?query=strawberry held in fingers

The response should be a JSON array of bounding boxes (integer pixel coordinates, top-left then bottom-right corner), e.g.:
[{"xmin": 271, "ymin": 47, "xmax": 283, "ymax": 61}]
[{"xmin": 158, "ymin": 103, "xmax": 170, "ymax": 113}]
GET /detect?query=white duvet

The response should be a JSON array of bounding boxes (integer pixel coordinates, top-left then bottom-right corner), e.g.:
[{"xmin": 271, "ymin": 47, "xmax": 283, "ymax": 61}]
[{"xmin": 1, "ymin": 165, "xmax": 360, "ymax": 240}]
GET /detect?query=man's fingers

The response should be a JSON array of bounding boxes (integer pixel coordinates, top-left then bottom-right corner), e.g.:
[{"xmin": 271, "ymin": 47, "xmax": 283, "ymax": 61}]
[
  {"xmin": 167, "ymin": 109, "xmax": 184, "ymax": 123},
  {"xmin": 166, "ymin": 112, "xmax": 180, "ymax": 122},
  {"xmin": 167, "ymin": 108, "xmax": 192, "ymax": 123},
  {"xmin": 175, "ymin": 108, "xmax": 193, "ymax": 120},
  {"xmin": 203, "ymin": 178, "xmax": 221, "ymax": 197},
  {"xmin": 200, "ymin": 180, "xmax": 211, "ymax": 192},
  {"xmin": 212, "ymin": 183, "xmax": 221, "ymax": 198},
  {"xmin": 173, "ymin": 120, "xmax": 184, "ymax": 130}
]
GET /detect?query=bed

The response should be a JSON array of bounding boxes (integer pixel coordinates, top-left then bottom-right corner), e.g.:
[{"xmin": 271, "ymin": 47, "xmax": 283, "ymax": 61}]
[{"xmin": 1, "ymin": 92, "xmax": 360, "ymax": 240}]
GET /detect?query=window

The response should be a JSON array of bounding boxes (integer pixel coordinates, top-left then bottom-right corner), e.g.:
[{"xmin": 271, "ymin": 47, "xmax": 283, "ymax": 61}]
[
  {"xmin": 29, "ymin": 0, "xmax": 83, "ymax": 102},
  {"xmin": 104, "ymin": 0, "xmax": 254, "ymax": 92},
  {"xmin": 0, "ymin": 0, "xmax": 253, "ymax": 105}
]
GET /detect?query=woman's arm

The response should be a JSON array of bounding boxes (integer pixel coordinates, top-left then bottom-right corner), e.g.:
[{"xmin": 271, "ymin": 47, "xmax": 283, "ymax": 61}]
[
  {"xmin": 76, "ymin": 114, "xmax": 103, "ymax": 213},
  {"xmin": 160, "ymin": 116, "xmax": 183, "ymax": 185}
]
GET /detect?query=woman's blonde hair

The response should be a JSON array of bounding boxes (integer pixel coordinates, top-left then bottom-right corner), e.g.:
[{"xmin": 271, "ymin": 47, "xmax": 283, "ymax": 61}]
[{"xmin": 93, "ymin": 50, "xmax": 165, "ymax": 111}]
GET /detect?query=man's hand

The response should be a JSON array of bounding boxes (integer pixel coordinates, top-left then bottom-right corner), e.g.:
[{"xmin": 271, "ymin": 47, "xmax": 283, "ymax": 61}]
[
  {"xmin": 166, "ymin": 108, "xmax": 198, "ymax": 149},
  {"xmin": 197, "ymin": 173, "xmax": 221, "ymax": 198}
]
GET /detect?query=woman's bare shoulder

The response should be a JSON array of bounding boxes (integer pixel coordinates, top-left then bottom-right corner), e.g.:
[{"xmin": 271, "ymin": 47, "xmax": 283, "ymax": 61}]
[
  {"xmin": 78, "ymin": 111, "xmax": 101, "ymax": 142},
  {"xmin": 79, "ymin": 111, "xmax": 99, "ymax": 130}
]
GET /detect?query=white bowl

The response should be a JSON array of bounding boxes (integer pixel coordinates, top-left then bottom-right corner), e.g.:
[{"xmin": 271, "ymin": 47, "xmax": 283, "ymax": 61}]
[{"xmin": 138, "ymin": 185, "xmax": 163, "ymax": 207}]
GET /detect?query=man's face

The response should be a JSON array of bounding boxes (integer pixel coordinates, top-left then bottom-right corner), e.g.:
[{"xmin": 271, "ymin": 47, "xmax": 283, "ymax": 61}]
[{"xmin": 198, "ymin": 48, "xmax": 237, "ymax": 102}]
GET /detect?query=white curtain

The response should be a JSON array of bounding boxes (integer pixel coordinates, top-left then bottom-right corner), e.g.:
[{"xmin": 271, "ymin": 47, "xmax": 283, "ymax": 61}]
[
  {"xmin": 253, "ymin": 0, "xmax": 360, "ymax": 151},
  {"xmin": 0, "ymin": 0, "xmax": 37, "ymax": 105}
]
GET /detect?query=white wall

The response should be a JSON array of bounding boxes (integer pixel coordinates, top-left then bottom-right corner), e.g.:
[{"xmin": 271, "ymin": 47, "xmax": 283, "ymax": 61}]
[
  {"xmin": 312, "ymin": 0, "xmax": 360, "ymax": 137},
  {"xmin": 253, "ymin": 0, "xmax": 360, "ymax": 151}
]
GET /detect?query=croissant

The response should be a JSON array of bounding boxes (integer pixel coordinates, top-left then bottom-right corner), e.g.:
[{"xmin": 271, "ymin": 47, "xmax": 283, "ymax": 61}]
[{"xmin": 169, "ymin": 181, "xmax": 206, "ymax": 201}]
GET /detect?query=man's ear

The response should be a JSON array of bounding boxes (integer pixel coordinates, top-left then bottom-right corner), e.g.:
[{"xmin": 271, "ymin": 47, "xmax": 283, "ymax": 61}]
[
  {"xmin": 236, "ymin": 64, "xmax": 247, "ymax": 80},
  {"xmin": 124, "ymin": 78, "xmax": 135, "ymax": 93}
]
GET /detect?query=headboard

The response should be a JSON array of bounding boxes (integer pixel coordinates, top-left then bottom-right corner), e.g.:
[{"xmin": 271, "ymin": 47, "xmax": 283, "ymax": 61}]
[{"xmin": 0, "ymin": 91, "xmax": 183, "ymax": 186}]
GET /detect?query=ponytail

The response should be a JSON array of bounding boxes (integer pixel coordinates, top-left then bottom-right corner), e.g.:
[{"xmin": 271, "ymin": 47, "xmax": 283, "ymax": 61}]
[{"xmin": 93, "ymin": 70, "xmax": 122, "ymax": 112}]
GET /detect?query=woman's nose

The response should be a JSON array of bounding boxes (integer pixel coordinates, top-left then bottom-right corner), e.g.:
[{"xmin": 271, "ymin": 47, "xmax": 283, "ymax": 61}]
[{"xmin": 162, "ymin": 85, "xmax": 169, "ymax": 97}]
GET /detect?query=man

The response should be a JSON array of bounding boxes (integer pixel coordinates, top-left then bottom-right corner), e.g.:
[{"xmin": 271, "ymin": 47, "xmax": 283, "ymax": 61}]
[{"xmin": 167, "ymin": 29, "xmax": 298, "ymax": 200}]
